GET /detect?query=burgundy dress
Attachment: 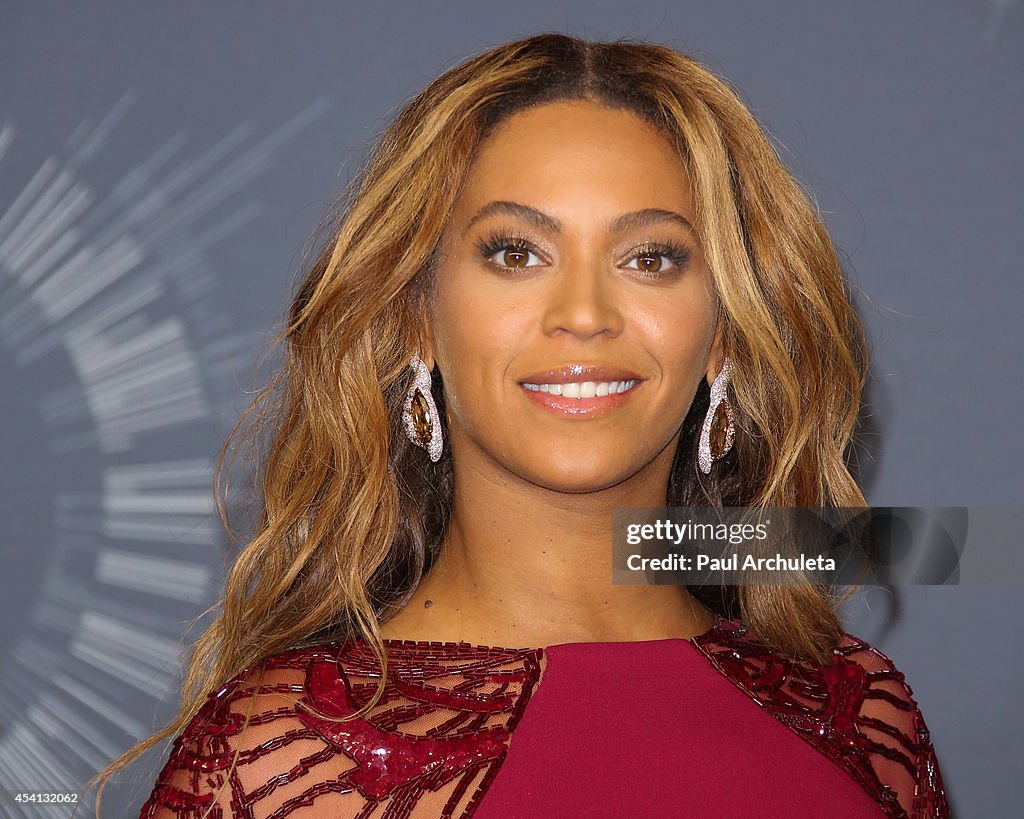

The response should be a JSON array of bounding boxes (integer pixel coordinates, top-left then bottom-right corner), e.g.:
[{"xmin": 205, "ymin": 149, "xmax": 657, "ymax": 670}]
[{"xmin": 137, "ymin": 615, "xmax": 948, "ymax": 818}]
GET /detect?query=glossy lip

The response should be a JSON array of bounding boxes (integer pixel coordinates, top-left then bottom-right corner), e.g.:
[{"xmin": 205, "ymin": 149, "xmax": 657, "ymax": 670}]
[
  {"xmin": 517, "ymin": 365, "xmax": 645, "ymax": 419},
  {"xmin": 517, "ymin": 364, "xmax": 643, "ymax": 385}
]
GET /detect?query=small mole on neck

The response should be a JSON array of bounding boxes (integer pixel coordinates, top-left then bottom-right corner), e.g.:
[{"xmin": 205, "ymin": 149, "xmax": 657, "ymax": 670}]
[{"xmin": 424, "ymin": 599, "xmax": 433, "ymax": 608}]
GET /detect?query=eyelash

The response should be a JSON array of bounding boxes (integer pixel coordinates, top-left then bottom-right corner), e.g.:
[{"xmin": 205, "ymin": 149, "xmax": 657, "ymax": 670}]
[{"xmin": 474, "ymin": 230, "xmax": 692, "ymax": 277}]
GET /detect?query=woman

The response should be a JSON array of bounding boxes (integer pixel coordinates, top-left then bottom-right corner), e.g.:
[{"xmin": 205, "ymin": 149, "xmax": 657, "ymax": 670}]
[{"xmin": 90, "ymin": 32, "xmax": 948, "ymax": 818}]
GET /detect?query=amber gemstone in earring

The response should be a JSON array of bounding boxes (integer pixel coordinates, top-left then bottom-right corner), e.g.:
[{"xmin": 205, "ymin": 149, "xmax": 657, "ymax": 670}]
[
  {"xmin": 709, "ymin": 400, "xmax": 731, "ymax": 457},
  {"xmin": 410, "ymin": 388, "xmax": 433, "ymax": 444}
]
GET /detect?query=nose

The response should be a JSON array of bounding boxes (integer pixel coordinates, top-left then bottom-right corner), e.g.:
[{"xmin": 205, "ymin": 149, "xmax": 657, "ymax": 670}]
[{"xmin": 540, "ymin": 260, "xmax": 625, "ymax": 340}]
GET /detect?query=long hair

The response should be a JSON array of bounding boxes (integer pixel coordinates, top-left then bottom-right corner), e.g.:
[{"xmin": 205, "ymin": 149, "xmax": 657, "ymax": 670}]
[{"xmin": 89, "ymin": 32, "xmax": 869, "ymax": 816}]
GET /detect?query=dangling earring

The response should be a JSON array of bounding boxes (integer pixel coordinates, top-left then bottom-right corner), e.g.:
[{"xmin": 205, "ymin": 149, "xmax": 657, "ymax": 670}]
[
  {"xmin": 698, "ymin": 356, "xmax": 736, "ymax": 475},
  {"xmin": 403, "ymin": 354, "xmax": 443, "ymax": 462}
]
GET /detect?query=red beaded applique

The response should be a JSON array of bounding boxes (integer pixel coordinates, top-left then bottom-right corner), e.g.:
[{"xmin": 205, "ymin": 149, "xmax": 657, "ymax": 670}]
[
  {"xmin": 690, "ymin": 617, "xmax": 949, "ymax": 819},
  {"xmin": 138, "ymin": 617, "xmax": 948, "ymax": 818},
  {"xmin": 138, "ymin": 640, "xmax": 543, "ymax": 818}
]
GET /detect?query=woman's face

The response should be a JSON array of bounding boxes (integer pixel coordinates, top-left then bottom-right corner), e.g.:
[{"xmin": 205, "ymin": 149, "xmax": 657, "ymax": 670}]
[{"xmin": 427, "ymin": 99, "xmax": 722, "ymax": 493}]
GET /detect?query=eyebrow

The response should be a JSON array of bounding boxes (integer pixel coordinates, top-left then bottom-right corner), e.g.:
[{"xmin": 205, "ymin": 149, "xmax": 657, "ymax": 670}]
[{"xmin": 464, "ymin": 200, "xmax": 694, "ymax": 236}]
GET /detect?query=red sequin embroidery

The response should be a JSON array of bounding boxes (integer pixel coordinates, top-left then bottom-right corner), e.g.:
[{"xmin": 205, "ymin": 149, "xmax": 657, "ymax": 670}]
[
  {"xmin": 139, "ymin": 617, "xmax": 948, "ymax": 818},
  {"xmin": 138, "ymin": 641, "xmax": 543, "ymax": 818},
  {"xmin": 690, "ymin": 617, "xmax": 949, "ymax": 819}
]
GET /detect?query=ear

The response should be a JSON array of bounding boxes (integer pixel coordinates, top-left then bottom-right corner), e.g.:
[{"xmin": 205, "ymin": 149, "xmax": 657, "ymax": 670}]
[{"xmin": 705, "ymin": 319, "xmax": 725, "ymax": 388}]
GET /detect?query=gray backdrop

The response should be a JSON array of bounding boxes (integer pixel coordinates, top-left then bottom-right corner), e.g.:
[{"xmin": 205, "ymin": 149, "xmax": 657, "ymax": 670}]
[{"xmin": 2, "ymin": 2, "xmax": 1020, "ymax": 817}]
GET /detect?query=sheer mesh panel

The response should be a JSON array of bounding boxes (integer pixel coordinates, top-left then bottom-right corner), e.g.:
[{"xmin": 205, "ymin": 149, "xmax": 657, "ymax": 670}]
[
  {"xmin": 691, "ymin": 618, "xmax": 948, "ymax": 819},
  {"xmin": 138, "ymin": 642, "xmax": 544, "ymax": 818},
  {"xmin": 139, "ymin": 617, "xmax": 948, "ymax": 818}
]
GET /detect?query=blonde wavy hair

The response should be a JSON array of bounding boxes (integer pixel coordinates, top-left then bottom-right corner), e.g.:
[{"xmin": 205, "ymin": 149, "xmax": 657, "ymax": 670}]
[{"xmin": 88, "ymin": 31, "xmax": 869, "ymax": 817}]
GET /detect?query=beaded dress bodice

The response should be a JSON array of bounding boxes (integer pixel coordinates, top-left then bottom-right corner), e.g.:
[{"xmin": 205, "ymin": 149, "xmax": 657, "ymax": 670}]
[{"xmin": 138, "ymin": 616, "xmax": 948, "ymax": 818}]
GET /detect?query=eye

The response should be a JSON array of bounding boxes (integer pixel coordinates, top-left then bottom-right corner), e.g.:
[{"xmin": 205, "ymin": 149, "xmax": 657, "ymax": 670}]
[
  {"xmin": 475, "ymin": 230, "xmax": 545, "ymax": 271},
  {"xmin": 474, "ymin": 232, "xmax": 692, "ymax": 276},
  {"xmin": 623, "ymin": 241, "xmax": 692, "ymax": 277}
]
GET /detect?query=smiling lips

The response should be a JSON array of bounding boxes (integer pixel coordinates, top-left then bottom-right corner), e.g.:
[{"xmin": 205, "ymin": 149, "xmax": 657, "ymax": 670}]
[{"xmin": 518, "ymin": 364, "xmax": 643, "ymax": 418}]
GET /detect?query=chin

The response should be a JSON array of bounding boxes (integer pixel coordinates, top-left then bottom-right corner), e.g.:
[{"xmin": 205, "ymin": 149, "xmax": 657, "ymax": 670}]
[{"xmin": 518, "ymin": 459, "xmax": 640, "ymax": 495}]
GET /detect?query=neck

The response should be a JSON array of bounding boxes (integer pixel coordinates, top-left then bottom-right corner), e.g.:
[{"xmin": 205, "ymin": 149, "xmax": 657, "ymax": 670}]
[{"xmin": 380, "ymin": 432, "xmax": 716, "ymax": 648}]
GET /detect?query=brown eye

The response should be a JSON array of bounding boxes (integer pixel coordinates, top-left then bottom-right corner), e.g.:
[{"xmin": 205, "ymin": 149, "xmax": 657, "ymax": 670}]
[
  {"xmin": 501, "ymin": 248, "xmax": 530, "ymax": 268},
  {"xmin": 476, "ymin": 232, "xmax": 544, "ymax": 271},
  {"xmin": 635, "ymin": 253, "xmax": 664, "ymax": 273},
  {"xmin": 624, "ymin": 242, "xmax": 692, "ymax": 277}
]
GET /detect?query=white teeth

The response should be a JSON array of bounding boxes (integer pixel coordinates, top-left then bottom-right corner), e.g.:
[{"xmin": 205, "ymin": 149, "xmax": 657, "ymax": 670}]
[{"xmin": 522, "ymin": 379, "xmax": 639, "ymax": 397}]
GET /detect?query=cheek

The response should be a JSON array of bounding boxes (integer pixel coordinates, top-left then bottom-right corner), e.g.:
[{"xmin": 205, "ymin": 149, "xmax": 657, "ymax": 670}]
[
  {"xmin": 433, "ymin": 283, "xmax": 529, "ymax": 406},
  {"xmin": 637, "ymin": 292, "xmax": 717, "ymax": 367}
]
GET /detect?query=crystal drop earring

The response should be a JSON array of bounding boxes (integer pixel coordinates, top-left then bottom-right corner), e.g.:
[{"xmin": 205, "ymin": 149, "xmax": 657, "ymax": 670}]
[
  {"xmin": 402, "ymin": 354, "xmax": 443, "ymax": 462},
  {"xmin": 698, "ymin": 356, "xmax": 736, "ymax": 475}
]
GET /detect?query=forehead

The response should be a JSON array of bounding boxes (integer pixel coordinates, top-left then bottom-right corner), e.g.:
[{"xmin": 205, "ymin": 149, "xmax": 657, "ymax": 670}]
[{"xmin": 454, "ymin": 100, "xmax": 695, "ymax": 221}]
